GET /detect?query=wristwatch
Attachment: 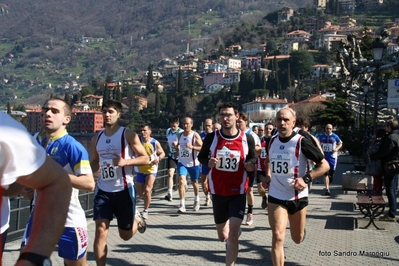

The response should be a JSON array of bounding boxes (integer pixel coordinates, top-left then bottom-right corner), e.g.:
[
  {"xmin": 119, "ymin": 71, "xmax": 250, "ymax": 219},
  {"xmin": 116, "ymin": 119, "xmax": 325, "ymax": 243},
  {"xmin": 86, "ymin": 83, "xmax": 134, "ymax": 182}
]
[
  {"xmin": 18, "ymin": 252, "xmax": 52, "ymax": 266},
  {"xmin": 302, "ymin": 173, "xmax": 312, "ymax": 184}
]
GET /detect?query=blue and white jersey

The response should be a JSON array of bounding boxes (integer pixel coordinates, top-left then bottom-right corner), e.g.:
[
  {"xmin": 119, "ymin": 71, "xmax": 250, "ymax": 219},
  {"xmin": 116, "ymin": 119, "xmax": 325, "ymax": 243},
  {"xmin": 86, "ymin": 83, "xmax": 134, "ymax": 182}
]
[
  {"xmin": 317, "ymin": 132, "xmax": 341, "ymax": 169},
  {"xmin": 35, "ymin": 129, "xmax": 92, "ymax": 228}
]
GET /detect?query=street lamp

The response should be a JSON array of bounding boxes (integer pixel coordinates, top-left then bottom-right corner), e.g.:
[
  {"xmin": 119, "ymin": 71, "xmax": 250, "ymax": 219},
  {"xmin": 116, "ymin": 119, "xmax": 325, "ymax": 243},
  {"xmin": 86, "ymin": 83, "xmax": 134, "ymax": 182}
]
[
  {"xmin": 372, "ymin": 38, "xmax": 386, "ymax": 132},
  {"xmin": 362, "ymin": 83, "xmax": 369, "ymax": 156}
]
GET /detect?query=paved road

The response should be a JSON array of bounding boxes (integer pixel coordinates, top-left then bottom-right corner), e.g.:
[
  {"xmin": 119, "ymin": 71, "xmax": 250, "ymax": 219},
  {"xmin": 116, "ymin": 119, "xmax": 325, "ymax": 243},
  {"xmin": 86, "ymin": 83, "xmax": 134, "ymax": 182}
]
[{"xmin": 3, "ymin": 156, "xmax": 399, "ymax": 265}]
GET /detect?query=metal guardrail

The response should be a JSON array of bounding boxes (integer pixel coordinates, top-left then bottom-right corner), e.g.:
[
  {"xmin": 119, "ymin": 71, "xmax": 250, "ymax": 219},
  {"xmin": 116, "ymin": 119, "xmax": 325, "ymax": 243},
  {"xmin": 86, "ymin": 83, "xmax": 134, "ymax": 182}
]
[{"xmin": 6, "ymin": 158, "xmax": 172, "ymax": 242}]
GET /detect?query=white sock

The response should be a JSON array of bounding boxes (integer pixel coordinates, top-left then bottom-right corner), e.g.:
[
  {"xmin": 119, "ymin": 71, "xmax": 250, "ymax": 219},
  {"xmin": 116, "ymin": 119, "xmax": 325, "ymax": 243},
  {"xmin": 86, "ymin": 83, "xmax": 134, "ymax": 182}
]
[
  {"xmin": 168, "ymin": 189, "xmax": 173, "ymax": 195},
  {"xmin": 195, "ymin": 196, "xmax": 200, "ymax": 202},
  {"xmin": 180, "ymin": 199, "xmax": 185, "ymax": 206}
]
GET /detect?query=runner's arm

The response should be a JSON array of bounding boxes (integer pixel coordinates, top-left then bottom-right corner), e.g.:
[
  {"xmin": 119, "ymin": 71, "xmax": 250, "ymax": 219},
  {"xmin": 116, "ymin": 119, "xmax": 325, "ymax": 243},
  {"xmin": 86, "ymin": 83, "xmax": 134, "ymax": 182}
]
[
  {"xmin": 198, "ymin": 132, "xmax": 214, "ymax": 165},
  {"xmin": 90, "ymin": 133, "xmax": 100, "ymax": 174}
]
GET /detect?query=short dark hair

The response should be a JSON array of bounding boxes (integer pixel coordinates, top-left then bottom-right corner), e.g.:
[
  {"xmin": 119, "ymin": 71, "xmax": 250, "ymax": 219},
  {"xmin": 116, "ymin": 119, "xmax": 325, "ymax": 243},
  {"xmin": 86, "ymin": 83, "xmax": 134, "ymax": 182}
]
[
  {"xmin": 169, "ymin": 116, "xmax": 179, "ymax": 124},
  {"xmin": 238, "ymin": 112, "xmax": 249, "ymax": 122},
  {"xmin": 218, "ymin": 102, "xmax": 238, "ymax": 114},
  {"xmin": 44, "ymin": 97, "xmax": 72, "ymax": 116},
  {"xmin": 141, "ymin": 123, "xmax": 152, "ymax": 130},
  {"xmin": 296, "ymin": 116, "xmax": 310, "ymax": 128},
  {"xmin": 102, "ymin": 99, "xmax": 122, "ymax": 113}
]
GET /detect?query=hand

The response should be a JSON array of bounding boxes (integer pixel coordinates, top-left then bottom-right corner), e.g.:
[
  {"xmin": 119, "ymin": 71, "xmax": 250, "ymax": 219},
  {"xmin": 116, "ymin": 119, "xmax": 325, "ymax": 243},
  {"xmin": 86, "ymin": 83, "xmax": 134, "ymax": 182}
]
[
  {"xmin": 112, "ymin": 154, "xmax": 126, "ymax": 167},
  {"xmin": 262, "ymin": 176, "xmax": 271, "ymax": 190},
  {"xmin": 186, "ymin": 142, "xmax": 193, "ymax": 149},
  {"xmin": 293, "ymin": 178, "xmax": 307, "ymax": 191},
  {"xmin": 153, "ymin": 157, "xmax": 160, "ymax": 165},
  {"xmin": 21, "ymin": 187, "xmax": 34, "ymax": 200},
  {"xmin": 208, "ymin": 157, "xmax": 219, "ymax": 168}
]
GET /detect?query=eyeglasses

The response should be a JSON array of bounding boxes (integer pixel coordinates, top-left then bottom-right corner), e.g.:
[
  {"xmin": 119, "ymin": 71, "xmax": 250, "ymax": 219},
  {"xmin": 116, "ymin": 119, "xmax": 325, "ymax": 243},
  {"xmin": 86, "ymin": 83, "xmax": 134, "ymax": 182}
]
[{"xmin": 218, "ymin": 113, "xmax": 235, "ymax": 118}]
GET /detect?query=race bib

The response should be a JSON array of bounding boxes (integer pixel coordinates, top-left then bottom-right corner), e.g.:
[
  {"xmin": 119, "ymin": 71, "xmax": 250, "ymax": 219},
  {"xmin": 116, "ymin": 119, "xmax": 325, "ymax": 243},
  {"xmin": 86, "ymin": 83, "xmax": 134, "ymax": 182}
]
[
  {"xmin": 100, "ymin": 159, "xmax": 118, "ymax": 181},
  {"xmin": 180, "ymin": 148, "xmax": 191, "ymax": 158},
  {"xmin": 216, "ymin": 149, "xmax": 240, "ymax": 172},
  {"xmin": 270, "ymin": 153, "xmax": 292, "ymax": 175},
  {"xmin": 260, "ymin": 147, "xmax": 267, "ymax": 158},
  {"xmin": 322, "ymin": 143, "xmax": 333, "ymax": 152}
]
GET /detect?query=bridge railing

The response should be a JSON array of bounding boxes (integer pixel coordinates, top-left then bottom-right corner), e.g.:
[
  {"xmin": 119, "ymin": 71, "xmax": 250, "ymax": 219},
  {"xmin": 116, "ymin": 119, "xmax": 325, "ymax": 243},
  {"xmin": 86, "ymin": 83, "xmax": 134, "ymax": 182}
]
[{"xmin": 7, "ymin": 158, "xmax": 172, "ymax": 242}]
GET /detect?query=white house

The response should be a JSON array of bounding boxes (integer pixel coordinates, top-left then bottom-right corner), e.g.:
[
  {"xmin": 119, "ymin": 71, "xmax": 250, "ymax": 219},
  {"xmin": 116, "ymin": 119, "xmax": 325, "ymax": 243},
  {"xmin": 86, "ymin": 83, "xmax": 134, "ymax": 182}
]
[
  {"xmin": 205, "ymin": 83, "xmax": 224, "ymax": 93},
  {"xmin": 242, "ymin": 97, "xmax": 289, "ymax": 121}
]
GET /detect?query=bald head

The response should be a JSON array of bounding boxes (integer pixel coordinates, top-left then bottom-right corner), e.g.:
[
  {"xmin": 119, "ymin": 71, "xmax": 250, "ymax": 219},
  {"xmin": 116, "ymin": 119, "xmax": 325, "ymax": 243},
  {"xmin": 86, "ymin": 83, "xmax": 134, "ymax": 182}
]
[{"xmin": 204, "ymin": 118, "xmax": 213, "ymax": 133}]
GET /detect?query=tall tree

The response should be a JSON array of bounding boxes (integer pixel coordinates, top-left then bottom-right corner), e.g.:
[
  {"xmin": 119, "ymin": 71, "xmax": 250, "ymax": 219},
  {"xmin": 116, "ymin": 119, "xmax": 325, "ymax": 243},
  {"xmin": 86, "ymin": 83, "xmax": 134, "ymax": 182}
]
[
  {"xmin": 7, "ymin": 102, "xmax": 11, "ymax": 114},
  {"xmin": 64, "ymin": 92, "xmax": 71, "ymax": 105},
  {"xmin": 146, "ymin": 64, "xmax": 154, "ymax": 92},
  {"xmin": 155, "ymin": 86, "xmax": 160, "ymax": 116}
]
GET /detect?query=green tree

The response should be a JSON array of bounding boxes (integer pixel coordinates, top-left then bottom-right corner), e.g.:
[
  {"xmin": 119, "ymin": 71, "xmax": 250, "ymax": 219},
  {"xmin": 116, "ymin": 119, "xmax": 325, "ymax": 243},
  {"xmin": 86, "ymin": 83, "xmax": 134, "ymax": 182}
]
[
  {"xmin": 310, "ymin": 98, "xmax": 354, "ymax": 127},
  {"xmin": 7, "ymin": 102, "xmax": 11, "ymax": 114},
  {"xmin": 155, "ymin": 86, "xmax": 160, "ymax": 116},
  {"xmin": 146, "ymin": 64, "xmax": 154, "ymax": 92},
  {"xmin": 64, "ymin": 92, "xmax": 71, "ymax": 105}
]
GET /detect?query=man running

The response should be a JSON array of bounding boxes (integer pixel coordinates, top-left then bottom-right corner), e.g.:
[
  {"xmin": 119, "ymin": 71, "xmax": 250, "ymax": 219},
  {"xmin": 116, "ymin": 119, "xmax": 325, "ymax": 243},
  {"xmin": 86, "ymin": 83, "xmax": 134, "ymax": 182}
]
[
  {"xmin": 317, "ymin": 124, "xmax": 343, "ymax": 196},
  {"xmin": 200, "ymin": 118, "xmax": 214, "ymax": 206},
  {"xmin": 21, "ymin": 98, "xmax": 95, "ymax": 266},
  {"xmin": 0, "ymin": 112, "xmax": 72, "ymax": 266},
  {"xmin": 90, "ymin": 99, "xmax": 149, "ymax": 266},
  {"xmin": 237, "ymin": 112, "xmax": 261, "ymax": 226},
  {"xmin": 264, "ymin": 108, "xmax": 329, "ymax": 266},
  {"xmin": 176, "ymin": 117, "xmax": 203, "ymax": 212},
  {"xmin": 198, "ymin": 102, "xmax": 256, "ymax": 266},
  {"xmin": 164, "ymin": 116, "xmax": 183, "ymax": 201},
  {"xmin": 136, "ymin": 124, "xmax": 165, "ymax": 219}
]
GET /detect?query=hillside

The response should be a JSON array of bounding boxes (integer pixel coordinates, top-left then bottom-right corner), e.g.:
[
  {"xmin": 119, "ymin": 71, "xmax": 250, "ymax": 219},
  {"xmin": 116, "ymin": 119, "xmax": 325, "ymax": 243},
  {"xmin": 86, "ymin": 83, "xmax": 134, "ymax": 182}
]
[{"xmin": 0, "ymin": 0, "xmax": 312, "ymax": 87}]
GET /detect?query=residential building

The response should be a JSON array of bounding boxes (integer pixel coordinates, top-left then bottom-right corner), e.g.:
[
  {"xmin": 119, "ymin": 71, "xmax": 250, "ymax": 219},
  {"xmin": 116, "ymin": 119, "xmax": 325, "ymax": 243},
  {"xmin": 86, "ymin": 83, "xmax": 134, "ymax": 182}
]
[
  {"xmin": 26, "ymin": 108, "xmax": 104, "ymax": 133},
  {"xmin": 363, "ymin": 0, "xmax": 384, "ymax": 10},
  {"xmin": 122, "ymin": 95, "xmax": 148, "ymax": 111},
  {"xmin": 70, "ymin": 109, "xmax": 104, "ymax": 133},
  {"xmin": 278, "ymin": 7, "xmax": 294, "ymax": 23},
  {"xmin": 245, "ymin": 56, "xmax": 262, "ymax": 69},
  {"xmin": 203, "ymin": 72, "xmax": 226, "ymax": 87},
  {"xmin": 315, "ymin": 0, "xmax": 328, "ymax": 8},
  {"xmin": 227, "ymin": 58, "xmax": 242, "ymax": 69},
  {"xmin": 312, "ymin": 64, "xmax": 332, "ymax": 78},
  {"xmin": 226, "ymin": 44, "xmax": 242, "ymax": 55},
  {"xmin": 197, "ymin": 60, "xmax": 213, "ymax": 75},
  {"xmin": 82, "ymin": 94, "xmax": 103, "ymax": 108},
  {"xmin": 338, "ymin": 16, "xmax": 356, "ymax": 28},
  {"xmin": 242, "ymin": 97, "xmax": 289, "ymax": 121},
  {"xmin": 205, "ymin": 83, "xmax": 224, "ymax": 93},
  {"xmin": 286, "ymin": 30, "xmax": 311, "ymax": 43}
]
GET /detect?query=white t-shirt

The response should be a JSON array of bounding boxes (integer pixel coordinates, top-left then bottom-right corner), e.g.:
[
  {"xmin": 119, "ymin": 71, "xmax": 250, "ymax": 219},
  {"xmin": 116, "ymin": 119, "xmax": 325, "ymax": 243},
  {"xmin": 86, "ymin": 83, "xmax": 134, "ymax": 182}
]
[{"xmin": 0, "ymin": 112, "xmax": 46, "ymax": 187}]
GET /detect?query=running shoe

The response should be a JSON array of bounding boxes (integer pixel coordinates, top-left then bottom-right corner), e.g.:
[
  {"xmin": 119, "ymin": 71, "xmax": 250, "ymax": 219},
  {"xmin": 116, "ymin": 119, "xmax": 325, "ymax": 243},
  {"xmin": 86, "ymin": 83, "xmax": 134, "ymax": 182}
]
[
  {"xmin": 205, "ymin": 197, "xmax": 211, "ymax": 206},
  {"xmin": 177, "ymin": 204, "xmax": 186, "ymax": 213},
  {"xmin": 141, "ymin": 210, "xmax": 149, "ymax": 220},
  {"xmin": 245, "ymin": 213, "xmax": 254, "ymax": 226},
  {"xmin": 164, "ymin": 194, "xmax": 172, "ymax": 202},
  {"xmin": 193, "ymin": 201, "xmax": 200, "ymax": 211},
  {"xmin": 324, "ymin": 189, "xmax": 331, "ymax": 196},
  {"xmin": 135, "ymin": 211, "xmax": 147, "ymax": 233}
]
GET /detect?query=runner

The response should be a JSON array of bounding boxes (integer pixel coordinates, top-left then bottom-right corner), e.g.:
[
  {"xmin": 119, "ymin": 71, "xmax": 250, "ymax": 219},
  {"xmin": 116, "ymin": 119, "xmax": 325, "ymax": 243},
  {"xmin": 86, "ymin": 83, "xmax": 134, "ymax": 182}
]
[
  {"xmin": 176, "ymin": 117, "xmax": 203, "ymax": 212},
  {"xmin": 200, "ymin": 118, "xmax": 214, "ymax": 206},
  {"xmin": 164, "ymin": 116, "xmax": 183, "ymax": 201},
  {"xmin": 90, "ymin": 99, "xmax": 148, "ymax": 266},
  {"xmin": 136, "ymin": 124, "xmax": 165, "ymax": 219},
  {"xmin": 198, "ymin": 102, "xmax": 257, "ymax": 266}
]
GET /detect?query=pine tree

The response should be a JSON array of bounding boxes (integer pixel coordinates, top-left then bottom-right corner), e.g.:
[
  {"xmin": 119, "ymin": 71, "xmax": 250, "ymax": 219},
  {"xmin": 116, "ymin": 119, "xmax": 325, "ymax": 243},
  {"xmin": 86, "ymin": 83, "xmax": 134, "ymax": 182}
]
[
  {"xmin": 155, "ymin": 85, "xmax": 160, "ymax": 116},
  {"xmin": 7, "ymin": 102, "xmax": 11, "ymax": 114},
  {"xmin": 64, "ymin": 92, "xmax": 71, "ymax": 105},
  {"xmin": 146, "ymin": 64, "xmax": 154, "ymax": 92}
]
